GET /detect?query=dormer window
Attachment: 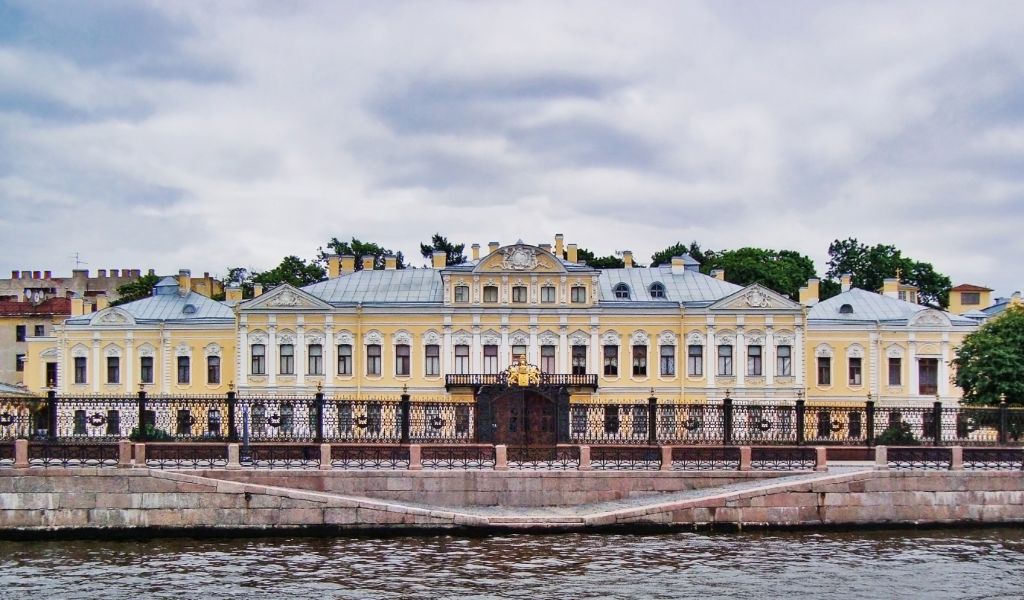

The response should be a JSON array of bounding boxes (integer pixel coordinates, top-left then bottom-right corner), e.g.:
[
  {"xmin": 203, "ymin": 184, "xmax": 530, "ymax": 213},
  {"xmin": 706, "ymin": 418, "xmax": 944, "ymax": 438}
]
[
  {"xmin": 454, "ymin": 285, "xmax": 469, "ymax": 303},
  {"xmin": 183, "ymin": 304, "xmax": 197, "ymax": 315},
  {"xmin": 512, "ymin": 286, "xmax": 528, "ymax": 303},
  {"xmin": 483, "ymin": 286, "xmax": 498, "ymax": 303},
  {"xmin": 649, "ymin": 282, "xmax": 666, "ymax": 299},
  {"xmin": 839, "ymin": 303, "xmax": 854, "ymax": 314},
  {"xmin": 613, "ymin": 283, "xmax": 631, "ymax": 300}
]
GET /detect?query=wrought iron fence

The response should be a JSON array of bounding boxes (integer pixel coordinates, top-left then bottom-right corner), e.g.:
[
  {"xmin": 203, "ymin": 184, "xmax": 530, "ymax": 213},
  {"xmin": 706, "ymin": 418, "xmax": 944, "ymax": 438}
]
[
  {"xmin": 330, "ymin": 445, "xmax": 410, "ymax": 469},
  {"xmin": 590, "ymin": 445, "xmax": 661, "ymax": 470},
  {"xmin": 963, "ymin": 447, "xmax": 1024, "ymax": 470},
  {"xmin": 410, "ymin": 402, "xmax": 475, "ymax": 443},
  {"xmin": 0, "ymin": 442, "xmax": 13, "ymax": 468},
  {"xmin": 671, "ymin": 446, "xmax": 741, "ymax": 470},
  {"xmin": 145, "ymin": 443, "xmax": 229, "ymax": 469},
  {"xmin": 421, "ymin": 445, "xmax": 495, "ymax": 469},
  {"xmin": 751, "ymin": 446, "xmax": 816, "ymax": 471},
  {"xmin": 570, "ymin": 403, "xmax": 652, "ymax": 445},
  {"xmin": 242, "ymin": 444, "xmax": 321, "ymax": 469},
  {"xmin": 28, "ymin": 442, "xmax": 119, "ymax": 468},
  {"xmin": 887, "ymin": 447, "xmax": 952, "ymax": 470},
  {"xmin": 507, "ymin": 445, "xmax": 581, "ymax": 470}
]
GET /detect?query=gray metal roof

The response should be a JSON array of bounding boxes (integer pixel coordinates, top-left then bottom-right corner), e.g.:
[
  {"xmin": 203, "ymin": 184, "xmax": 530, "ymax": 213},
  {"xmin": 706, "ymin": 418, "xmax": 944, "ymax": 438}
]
[
  {"xmin": 67, "ymin": 290, "xmax": 234, "ymax": 325},
  {"xmin": 807, "ymin": 288, "xmax": 974, "ymax": 326},
  {"xmin": 598, "ymin": 266, "xmax": 742, "ymax": 304},
  {"xmin": 303, "ymin": 269, "xmax": 444, "ymax": 304}
]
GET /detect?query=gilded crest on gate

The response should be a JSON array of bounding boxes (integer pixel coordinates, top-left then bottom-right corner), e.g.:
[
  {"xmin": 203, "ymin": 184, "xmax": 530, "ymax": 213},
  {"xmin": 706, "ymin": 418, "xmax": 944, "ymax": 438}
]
[{"xmin": 504, "ymin": 355, "xmax": 541, "ymax": 386}]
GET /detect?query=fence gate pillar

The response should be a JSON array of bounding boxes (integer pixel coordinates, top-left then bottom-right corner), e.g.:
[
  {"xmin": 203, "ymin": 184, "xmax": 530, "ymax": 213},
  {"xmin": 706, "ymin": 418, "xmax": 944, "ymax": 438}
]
[
  {"xmin": 227, "ymin": 443, "xmax": 241, "ymax": 470},
  {"xmin": 408, "ymin": 444, "xmax": 422, "ymax": 471},
  {"xmin": 319, "ymin": 443, "xmax": 332, "ymax": 470},
  {"xmin": 874, "ymin": 445, "xmax": 888, "ymax": 470},
  {"xmin": 14, "ymin": 439, "xmax": 28, "ymax": 468},
  {"xmin": 494, "ymin": 445, "xmax": 508, "ymax": 471},
  {"xmin": 660, "ymin": 445, "xmax": 672, "ymax": 472},
  {"xmin": 951, "ymin": 446, "xmax": 964, "ymax": 471},
  {"xmin": 739, "ymin": 446, "xmax": 751, "ymax": 471},
  {"xmin": 578, "ymin": 445, "xmax": 591, "ymax": 471},
  {"xmin": 118, "ymin": 440, "xmax": 133, "ymax": 468}
]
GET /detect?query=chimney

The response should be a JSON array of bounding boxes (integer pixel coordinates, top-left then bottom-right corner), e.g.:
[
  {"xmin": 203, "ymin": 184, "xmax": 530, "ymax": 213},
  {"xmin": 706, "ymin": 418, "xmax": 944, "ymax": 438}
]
[
  {"xmin": 11, "ymin": 271, "xmax": 18, "ymax": 279},
  {"xmin": 44, "ymin": 270, "xmax": 52, "ymax": 279},
  {"xmin": 711, "ymin": 269, "xmax": 726, "ymax": 281},
  {"xmin": 432, "ymin": 250, "xmax": 446, "ymax": 269},
  {"xmin": 539, "ymin": 243, "xmax": 552, "ymax": 253},
  {"xmin": 341, "ymin": 255, "xmax": 355, "ymax": 275},
  {"xmin": 881, "ymin": 277, "xmax": 898, "ymax": 298},
  {"xmin": 623, "ymin": 251, "xmax": 633, "ymax": 269},
  {"xmin": 97, "ymin": 269, "xmax": 106, "ymax": 278},
  {"xmin": 488, "ymin": 241, "xmax": 499, "ymax": 255},
  {"xmin": 178, "ymin": 269, "xmax": 192, "ymax": 295},
  {"xmin": 71, "ymin": 296, "xmax": 85, "ymax": 316},
  {"xmin": 471, "ymin": 244, "xmax": 480, "ymax": 261},
  {"xmin": 384, "ymin": 255, "xmax": 397, "ymax": 270},
  {"xmin": 225, "ymin": 286, "xmax": 243, "ymax": 302},
  {"xmin": 109, "ymin": 269, "xmax": 119, "ymax": 278},
  {"xmin": 841, "ymin": 274, "xmax": 853, "ymax": 293},
  {"xmin": 253, "ymin": 283, "xmax": 264, "ymax": 297},
  {"xmin": 361, "ymin": 256, "xmax": 374, "ymax": 270},
  {"xmin": 567, "ymin": 243, "xmax": 578, "ymax": 264},
  {"xmin": 147, "ymin": 269, "xmax": 155, "ymax": 276},
  {"xmin": 95, "ymin": 293, "xmax": 109, "ymax": 311},
  {"xmin": 327, "ymin": 255, "xmax": 341, "ymax": 279},
  {"xmin": 554, "ymin": 233, "xmax": 564, "ymax": 258},
  {"xmin": 671, "ymin": 256, "xmax": 685, "ymax": 275},
  {"xmin": 799, "ymin": 278, "xmax": 820, "ymax": 307},
  {"xmin": 132, "ymin": 269, "xmax": 141, "ymax": 277},
  {"xmin": 33, "ymin": 271, "xmax": 41, "ymax": 279}
]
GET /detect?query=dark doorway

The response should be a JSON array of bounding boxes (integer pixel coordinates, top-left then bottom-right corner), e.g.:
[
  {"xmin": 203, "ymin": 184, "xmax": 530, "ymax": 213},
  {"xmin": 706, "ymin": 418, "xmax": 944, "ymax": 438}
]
[
  {"xmin": 918, "ymin": 358, "xmax": 938, "ymax": 395},
  {"xmin": 492, "ymin": 390, "xmax": 557, "ymax": 446}
]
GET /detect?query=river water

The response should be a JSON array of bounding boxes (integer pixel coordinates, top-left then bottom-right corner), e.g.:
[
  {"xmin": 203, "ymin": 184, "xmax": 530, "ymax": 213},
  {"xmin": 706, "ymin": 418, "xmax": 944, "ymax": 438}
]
[{"xmin": 1, "ymin": 529, "xmax": 1021, "ymax": 599}]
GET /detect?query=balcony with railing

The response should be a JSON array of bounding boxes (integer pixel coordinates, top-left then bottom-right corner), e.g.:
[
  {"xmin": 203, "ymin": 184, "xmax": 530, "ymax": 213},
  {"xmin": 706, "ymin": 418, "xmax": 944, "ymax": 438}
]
[{"xmin": 444, "ymin": 373, "xmax": 599, "ymax": 389}]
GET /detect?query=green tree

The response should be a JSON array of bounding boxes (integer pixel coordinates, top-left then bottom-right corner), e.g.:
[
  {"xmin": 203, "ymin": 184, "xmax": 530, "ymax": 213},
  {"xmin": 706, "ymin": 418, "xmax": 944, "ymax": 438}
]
[
  {"xmin": 650, "ymin": 241, "xmax": 710, "ymax": 267},
  {"xmin": 575, "ymin": 247, "xmax": 624, "ymax": 269},
  {"xmin": 419, "ymin": 233, "xmax": 466, "ymax": 266},
  {"xmin": 824, "ymin": 238, "xmax": 951, "ymax": 307},
  {"xmin": 322, "ymin": 237, "xmax": 406, "ymax": 270},
  {"xmin": 252, "ymin": 256, "xmax": 326, "ymax": 290},
  {"xmin": 223, "ymin": 267, "xmax": 255, "ymax": 299},
  {"xmin": 953, "ymin": 305, "xmax": 1024, "ymax": 406},
  {"xmin": 703, "ymin": 248, "xmax": 817, "ymax": 300},
  {"xmin": 111, "ymin": 273, "xmax": 161, "ymax": 306}
]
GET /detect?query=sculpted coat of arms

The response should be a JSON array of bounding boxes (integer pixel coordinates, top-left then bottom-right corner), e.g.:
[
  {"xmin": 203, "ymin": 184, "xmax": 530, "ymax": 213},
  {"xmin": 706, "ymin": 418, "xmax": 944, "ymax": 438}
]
[{"xmin": 501, "ymin": 246, "xmax": 539, "ymax": 271}]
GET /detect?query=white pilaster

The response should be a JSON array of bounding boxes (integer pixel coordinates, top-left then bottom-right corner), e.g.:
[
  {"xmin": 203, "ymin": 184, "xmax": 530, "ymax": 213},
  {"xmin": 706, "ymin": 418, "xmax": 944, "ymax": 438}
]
[
  {"xmin": 528, "ymin": 326, "xmax": 539, "ymax": 365},
  {"xmin": 794, "ymin": 325, "xmax": 804, "ymax": 389},
  {"xmin": 765, "ymin": 327, "xmax": 775, "ymax": 386},
  {"xmin": 706, "ymin": 326, "xmax": 716, "ymax": 389},
  {"xmin": 91, "ymin": 338, "xmax": 101, "ymax": 394},
  {"xmin": 940, "ymin": 335, "xmax": 950, "ymax": 398},
  {"xmin": 124, "ymin": 333, "xmax": 133, "ymax": 393},
  {"xmin": 908, "ymin": 339, "xmax": 918, "ymax": 398},
  {"xmin": 296, "ymin": 324, "xmax": 306, "ymax": 386},
  {"xmin": 736, "ymin": 327, "xmax": 745, "ymax": 388},
  {"xmin": 238, "ymin": 326, "xmax": 248, "ymax": 387},
  {"xmin": 268, "ymin": 325, "xmax": 277, "ymax": 386},
  {"xmin": 442, "ymin": 325, "xmax": 452, "ymax": 375},
  {"xmin": 325, "ymin": 324, "xmax": 335, "ymax": 388},
  {"xmin": 558, "ymin": 326, "xmax": 569, "ymax": 373}
]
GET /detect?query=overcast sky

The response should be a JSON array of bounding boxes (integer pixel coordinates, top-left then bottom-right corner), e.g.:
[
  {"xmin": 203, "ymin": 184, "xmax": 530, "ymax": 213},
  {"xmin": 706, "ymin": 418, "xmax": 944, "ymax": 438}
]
[{"xmin": 1, "ymin": 1, "xmax": 1023, "ymax": 296}]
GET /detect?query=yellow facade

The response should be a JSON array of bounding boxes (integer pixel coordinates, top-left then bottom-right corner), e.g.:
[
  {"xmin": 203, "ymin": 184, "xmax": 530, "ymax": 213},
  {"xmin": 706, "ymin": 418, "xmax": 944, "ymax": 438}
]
[{"xmin": 25, "ymin": 241, "xmax": 978, "ymax": 408}]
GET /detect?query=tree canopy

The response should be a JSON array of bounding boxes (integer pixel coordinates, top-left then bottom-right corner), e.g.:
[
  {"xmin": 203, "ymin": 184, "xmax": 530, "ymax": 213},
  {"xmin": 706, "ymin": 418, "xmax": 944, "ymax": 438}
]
[
  {"xmin": 953, "ymin": 306, "xmax": 1024, "ymax": 406},
  {"xmin": 702, "ymin": 248, "xmax": 817, "ymax": 300},
  {"xmin": 575, "ymin": 247, "xmax": 624, "ymax": 269},
  {"xmin": 824, "ymin": 238, "xmax": 951, "ymax": 307},
  {"xmin": 420, "ymin": 233, "xmax": 466, "ymax": 266},
  {"xmin": 650, "ymin": 241, "xmax": 707, "ymax": 267},
  {"xmin": 111, "ymin": 273, "xmax": 161, "ymax": 306},
  {"xmin": 223, "ymin": 257, "xmax": 325, "ymax": 299},
  {"xmin": 322, "ymin": 237, "xmax": 407, "ymax": 270}
]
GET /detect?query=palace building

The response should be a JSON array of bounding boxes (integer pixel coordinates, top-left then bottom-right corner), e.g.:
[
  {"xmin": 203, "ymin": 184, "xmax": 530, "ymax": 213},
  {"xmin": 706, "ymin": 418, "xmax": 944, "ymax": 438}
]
[{"xmin": 23, "ymin": 238, "xmax": 978, "ymax": 411}]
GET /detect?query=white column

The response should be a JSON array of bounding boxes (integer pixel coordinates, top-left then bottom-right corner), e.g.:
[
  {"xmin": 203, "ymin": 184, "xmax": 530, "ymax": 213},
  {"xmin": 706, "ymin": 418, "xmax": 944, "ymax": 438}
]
[
  {"xmin": 124, "ymin": 334, "xmax": 133, "ymax": 393},
  {"xmin": 324, "ymin": 325, "xmax": 335, "ymax": 388},
  {"xmin": 160, "ymin": 331, "xmax": 171, "ymax": 394},
  {"xmin": 296, "ymin": 325, "xmax": 306, "ymax": 386},
  {"xmin": 589, "ymin": 327, "xmax": 600, "ymax": 375},
  {"xmin": 940, "ymin": 336, "xmax": 950, "ymax": 398},
  {"xmin": 238, "ymin": 326, "xmax": 248, "ymax": 387},
  {"xmin": 471, "ymin": 327, "xmax": 482, "ymax": 373},
  {"xmin": 442, "ymin": 326, "xmax": 452, "ymax": 375},
  {"xmin": 908, "ymin": 340, "xmax": 918, "ymax": 398},
  {"xmin": 500, "ymin": 327, "xmax": 510, "ymax": 367},
  {"xmin": 268, "ymin": 326, "xmax": 277, "ymax": 386},
  {"xmin": 735, "ymin": 328, "xmax": 745, "ymax": 388},
  {"xmin": 558, "ymin": 327, "xmax": 569, "ymax": 373},
  {"xmin": 528, "ymin": 327, "xmax": 539, "ymax": 365},
  {"xmin": 706, "ymin": 327, "xmax": 716, "ymax": 389},
  {"xmin": 765, "ymin": 327, "xmax": 775, "ymax": 386},
  {"xmin": 869, "ymin": 331, "xmax": 880, "ymax": 398},
  {"xmin": 91, "ymin": 339, "xmax": 101, "ymax": 394},
  {"xmin": 794, "ymin": 326, "xmax": 805, "ymax": 389}
]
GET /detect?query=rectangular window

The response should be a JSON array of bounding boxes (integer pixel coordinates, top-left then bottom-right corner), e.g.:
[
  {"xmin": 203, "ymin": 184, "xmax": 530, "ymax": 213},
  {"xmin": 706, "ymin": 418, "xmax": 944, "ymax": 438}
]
[
  {"xmin": 34, "ymin": 325, "xmax": 44, "ymax": 337},
  {"xmin": 483, "ymin": 285, "xmax": 498, "ymax": 302},
  {"xmin": 15, "ymin": 354, "xmax": 24, "ymax": 372},
  {"xmin": 571, "ymin": 285, "xmax": 586, "ymax": 303},
  {"xmin": 688, "ymin": 345, "xmax": 703, "ymax": 377},
  {"xmin": 207, "ymin": 355, "xmax": 221, "ymax": 384},
  {"xmin": 140, "ymin": 356, "xmax": 153, "ymax": 384},
  {"xmin": 45, "ymin": 362, "xmax": 57, "ymax": 388},
  {"xmin": 395, "ymin": 344, "xmax": 410, "ymax": 376},
  {"xmin": 251, "ymin": 344, "xmax": 266, "ymax": 375},
  {"xmin": 632, "ymin": 345, "xmax": 647, "ymax": 377},
  {"xmin": 512, "ymin": 285, "xmax": 528, "ymax": 303},
  {"xmin": 454, "ymin": 285, "xmax": 469, "ymax": 302},
  {"xmin": 919, "ymin": 358, "xmax": 938, "ymax": 395},
  {"xmin": 571, "ymin": 345, "xmax": 587, "ymax": 375},
  {"xmin": 337, "ymin": 344, "xmax": 352, "ymax": 375},
  {"xmin": 660, "ymin": 345, "xmax": 675, "ymax": 376},
  {"xmin": 817, "ymin": 356, "xmax": 831, "ymax": 386},
  {"xmin": 74, "ymin": 356, "xmax": 87, "ymax": 384},
  {"xmin": 888, "ymin": 357, "xmax": 902, "ymax": 386},
  {"xmin": 454, "ymin": 345, "xmax": 470, "ymax": 374},
  {"xmin": 747, "ymin": 345, "xmax": 762, "ymax": 376},
  {"xmin": 308, "ymin": 344, "xmax": 323, "ymax": 375},
  {"xmin": 107, "ymin": 356, "xmax": 120, "ymax": 384},
  {"xmin": 717, "ymin": 345, "xmax": 733, "ymax": 376},
  {"xmin": 483, "ymin": 345, "xmax": 498, "ymax": 374},
  {"xmin": 177, "ymin": 356, "xmax": 190, "ymax": 384},
  {"xmin": 540, "ymin": 286, "xmax": 556, "ymax": 303},
  {"xmin": 366, "ymin": 344, "xmax": 381, "ymax": 376},
  {"xmin": 15, "ymin": 325, "xmax": 25, "ymax": 342},
  {"xmin": 962, "ymin": 292, "xmax": 981, "ymax": 305},
  {"xmin": 777, "ymin": 345, "xmax": 792, "ymax": 377},
  {"xmin": 512, "ymin": 345, "xmax": 527, "ymax": 362},
  {"xmin": 603, "ymin": 345, "xmax": 618, "ymax": 377},
  {"xmin": 541, "ymin": 345, "xmax": 556, "ymax": 374},
  {"xmin": 849, "ymin": 357, "xmax": 862, "ymax": 386},
  {"xmin": 425, "ymin": 344, "xmax": 440, "ymax": 376},
  {"xmin": 279, "ymin": 344, "xmax": 294, "ymax": 375}
]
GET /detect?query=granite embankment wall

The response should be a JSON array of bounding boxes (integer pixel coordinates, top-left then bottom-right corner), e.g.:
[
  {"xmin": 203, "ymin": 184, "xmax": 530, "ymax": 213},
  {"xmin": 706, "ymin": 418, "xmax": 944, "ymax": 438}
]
[{"xmin": 0, "ymin": 468, "xmax": 1021, "ymax": 535}]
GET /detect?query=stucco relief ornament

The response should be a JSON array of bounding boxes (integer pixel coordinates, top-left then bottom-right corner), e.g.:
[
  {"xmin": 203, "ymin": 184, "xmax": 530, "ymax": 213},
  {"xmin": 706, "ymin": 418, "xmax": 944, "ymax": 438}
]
[
  {"xmin": 501, "ymin": 246, "xmax": 539, "ymax": 271},
  {"xmin": 99, "ymin": 311, "xmax": 128, "ymax": 324},
  {"xmin": 569, "ymin": 331, "xmax": 589, "ymax": 346},
  {"xmin": 364, "ymin": 330, "xmax": 383, "ymax": 345},
  {"xmin": 268, "ymin": 290, "xmax": 301, "ymax": 307},
  {"xmin": 423, "ymin": 330, "xmax": 441, "ymax": 345},
  {"xmin": 744, "ymin": 288, "xmax": 773, "ymax": 308}
]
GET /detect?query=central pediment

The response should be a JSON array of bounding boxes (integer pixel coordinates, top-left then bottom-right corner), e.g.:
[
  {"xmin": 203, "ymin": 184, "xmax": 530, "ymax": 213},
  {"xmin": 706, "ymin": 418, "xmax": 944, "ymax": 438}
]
[{"xmin": 473, "ymin": 243, "xmax": 570, "ymax": 274}]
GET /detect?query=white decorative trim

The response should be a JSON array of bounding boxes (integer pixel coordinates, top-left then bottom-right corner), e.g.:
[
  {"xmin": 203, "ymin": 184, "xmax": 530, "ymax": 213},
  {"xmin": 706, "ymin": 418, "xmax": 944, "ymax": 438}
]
[
  {"xmin": 175, "ymin": 343, "xmax": 191, "ymax": 357},
  {"xmin": 393, "ymin": 330, "xmax": 412, "ymax": 345},
  {"xmin": 600, "ymin": 331, "xmax": 620, "ymax": 346},
  {"xmin": 743, "ymin": 287, "xmax": 774, "ymax": 308},
  {"xmin": 40, "ymin": 347, "xmax": 59, "ymax": 358},
  {"xmin": 847, "ymin": 343, "xmax": 864, "ymax": 358},
  {"xmin": 630, "ymin": 330, "xmax": 650, "ymax": 345},
  {"xmin": 481, "ymin": 330, "xmax": 501, "ymax": 346},
  {"xmin": 278, "ymin": 333, "xmax": 295, "ymax": 345},
  {"xmin": 569, "ymin": 329, "xmax": 589, "ymax": 346},
  {"xmin": 266, "ymin": 289, "xmax": 302, "ymax": 307},
  {"xmin": 746, "ymin": 330, "xmax": 764, "ymax": 346},
  {"xmin": 249, "ymin": 330, "xmax": 268, "ymax": 345},
  {"xmin": 204, "ymin": 343, "xmax": 222, "ymax": 357},
  {"xmin": 500, "ymin": 246, "xmax": 540, "ymax": 271},
  {"xmin": 336, "ymin": 330, "xmax": 354, "ymax": 345},
  {"xmin": 71, "ymin": 344, "xmax": 89, "ymax": 358},
  {"xmin": 103, "ymin": 344, "xmax": 122, "ymax": 358},
  {"xmin": 452, "ymin": 330, "xmax": 471, "ymax": 346},
  {"xmin": 538, "ymin": 331, "xmax": 558, "ymax": 346},
  {"xmin": 509, "ymin": 330, "xmax": 529, "ymax": 346},
  {"xmin": 718, "ymin": 335, "xmax": 735, "ymax": 346},
  {"xmin": 775, "ymin": 330, "xmax": 794, "ymax": 346},
  {"xmin": 422, "ymin": 329, "xmax": 441, "ymax": 345},
  {"xmin": 363, "ymin": 330, "xmax": 383, "ymax": 345},
  {"xmin": 886, "ymin": 344, "xmax": 905, "ymax": 358},
  {"xmin": 686, "ymin": 331, "xmax": 705, "ymax": 346},
  {"xmin": 911, "ymin": 309, "xmax": 950, "ymax": 327},
  {"xmin": 815, "ymin": 343, "xmax": 834, "ymax": 358},
  {"xmin": 137, "ymin": 343, "xmax": 156, "ymax": 358}
]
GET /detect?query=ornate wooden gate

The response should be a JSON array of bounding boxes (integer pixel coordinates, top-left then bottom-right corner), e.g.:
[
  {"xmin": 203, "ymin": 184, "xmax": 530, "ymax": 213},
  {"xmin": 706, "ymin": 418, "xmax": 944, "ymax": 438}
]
[{"xmin": 474, "ymin": 385, "xmax": 570, "ymax": 445}]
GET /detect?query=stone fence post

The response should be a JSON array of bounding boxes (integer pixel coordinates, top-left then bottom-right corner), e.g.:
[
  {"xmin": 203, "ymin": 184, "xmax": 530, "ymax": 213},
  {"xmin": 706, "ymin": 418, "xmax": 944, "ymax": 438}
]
[
  {"xmin": 408, "ymin": 444, "xmax": 422, "ymax": 471},
  {"xmin": 739, "ymin": 446, "xmax": 751, "ymax": 471},
  {"xmin": 874, "ymin": 445, "xmax": 888, "ymax": 470},
  {"xmin": 134, "ymin": 443, "xmax": 146, "ymax": 466},
  {"xmin": 660, "ymin": 445, "xmax": 672, "ymax": 472},
  {"xmin": 578, "ymin": 445, "xmax": 591, "ymax": 471},
  {"xmin": 951, "ymin": 446, "xmax": 964, "ymax": 471},
  {"xmin": 815, "ymin": 447, "xmax": 828, "ymax": 472},
  {"xmin": 118, "ymin": 440, "xmax": 133, "ymax": 468},
  {"xmin": 14, "ymin": 439, "xmax": 28, "ymax": 468},
  {"xmin": 495, "ymin": 445, "xmax": 508, "ymax": 471},
  {"xmin": 227, "ymin": 443, "xmax": 241, "ymax": 470},
  {"xmin": 320, "ymin": 444, "xmax": 332, "ymax": 470}
]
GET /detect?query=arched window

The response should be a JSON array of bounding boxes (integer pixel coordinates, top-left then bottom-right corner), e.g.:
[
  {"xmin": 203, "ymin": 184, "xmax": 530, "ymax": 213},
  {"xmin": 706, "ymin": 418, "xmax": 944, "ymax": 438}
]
[
  {"xmin": 839, "ymin": 303, "xmax": 854, "ymax": 314},
  {"xmin": 613, "ymin": 283, "xmax": 631, "ymax": 299},
  {"xmin": 649, "ymin": 282, "xmax": 666, "ymax": 299}
]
